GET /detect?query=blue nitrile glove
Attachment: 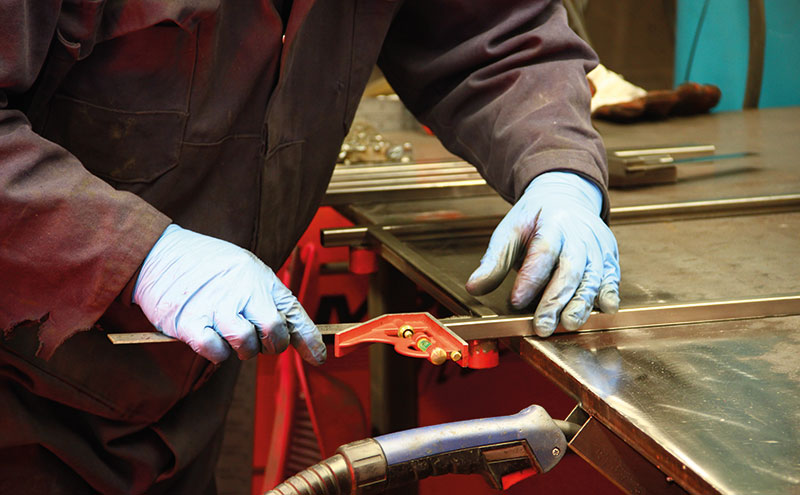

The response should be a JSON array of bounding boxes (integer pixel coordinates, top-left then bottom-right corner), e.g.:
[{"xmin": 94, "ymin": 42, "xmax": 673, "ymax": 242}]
[
  {"xmin": 466, "ymin": 172, "xmax": 620, "ymax": 337},
  {"xmin": 133, "ymin": 224, "xmax": 326, "ymax": 365}
]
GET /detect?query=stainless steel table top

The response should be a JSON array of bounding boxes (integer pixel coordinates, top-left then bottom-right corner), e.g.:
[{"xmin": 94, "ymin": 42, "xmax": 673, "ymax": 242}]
[
  {"xmin": 350, "ymin": 210, "xmax": 800, "ymax": 494},
  {"xmin": 352, "ymin": 210, "xmax": 800, "ymax": 494},
  {"xmin": 366, "ymin": 211, "xmax": 800, "ymax": 316},
  {"xmin": 513, "ymin": 315, "xmax": 800, "ymax": 495},
  {"xmin": 326, "ymin": 108, "xmax": 800, "ymax": 494}
]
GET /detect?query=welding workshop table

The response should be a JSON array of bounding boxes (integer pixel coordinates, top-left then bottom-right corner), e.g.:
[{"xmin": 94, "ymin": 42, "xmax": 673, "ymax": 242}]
[{"xmin": 322, "ymin": 107, "xmax": 800, "ymax": 494}]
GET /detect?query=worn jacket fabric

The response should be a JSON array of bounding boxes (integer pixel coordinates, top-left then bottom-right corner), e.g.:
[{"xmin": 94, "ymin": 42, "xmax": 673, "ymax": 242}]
[{"xmin": 0, "ymin": 0, "xmax": 606, "ymax": 492}]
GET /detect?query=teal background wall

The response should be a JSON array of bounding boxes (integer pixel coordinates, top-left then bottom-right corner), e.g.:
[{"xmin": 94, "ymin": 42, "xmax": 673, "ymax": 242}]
[{"xmin": 675, "ymin": 0, "xmax": 800, "ymax": 111}]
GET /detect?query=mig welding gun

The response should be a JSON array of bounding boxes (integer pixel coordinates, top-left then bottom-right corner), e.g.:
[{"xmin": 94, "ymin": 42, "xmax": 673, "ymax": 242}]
[{"xmin": 266, "ymin": 405, "xmax": 579, "ymax": 495}]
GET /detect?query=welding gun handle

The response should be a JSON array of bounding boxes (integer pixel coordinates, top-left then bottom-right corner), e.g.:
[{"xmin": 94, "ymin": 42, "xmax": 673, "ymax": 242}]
[
  {"xmin": 265, "ymin": 405, "xmax": 571, "ymax": 495},
  {"xmin": 381, "ymin": 438, "xmax": 539, "ymax": 491},
  {"xmin": 264, "ymin": 439, "xmax": 551, "ymax": 495},
  {"xmin": 375, "ymin": 404, "xmax": 568, "ymax": 490}
]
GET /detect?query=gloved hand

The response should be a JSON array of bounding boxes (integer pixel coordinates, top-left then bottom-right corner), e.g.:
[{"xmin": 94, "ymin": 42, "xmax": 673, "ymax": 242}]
[
  {"xmin": 133, "ymin": 224, "xmax": 326, "ymax": 365},
  {"xmin": 466, "ymin": 172, "xmax": 620, "ymax": 337}
]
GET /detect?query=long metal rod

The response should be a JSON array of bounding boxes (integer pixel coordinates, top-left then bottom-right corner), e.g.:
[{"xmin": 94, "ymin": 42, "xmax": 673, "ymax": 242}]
[
  {"xmin": 321, "ymin": 194, "xmax": 800, "ymax": 247},
  {"xmin": 330, "ymin": 160, "xmax": 471, "ymax": 175},
  {"xmin": 108, "ymin": 294, "xmax": 800, "ymax": 345},
  {"xmin": 330, "ymin": 162, "xmax": 477, "ymax": 178},
  {"xmin": 610, "ymin": 144, "xmax": 715, "ymax": 159},
  {"xmin": 329, "ymin": 175, "xmax": 485, "ymax": 190},
  {"xmin": 321, "ymin": 217, "xmax": 497, "ymax": 247},
  {"xmin": 609, "ymin": 194, "xmax": 800, "ymax": 224},
  {"xmin": 444, "ymin": 294, "xmax": 800, "ymax": 340},
  {"xmin": 327, "ymin": 178, "xmax": 488, "ymax": 194},
  {"xmin": 321, "ymin": 182, "xmax": 494, "ymax": 207}
]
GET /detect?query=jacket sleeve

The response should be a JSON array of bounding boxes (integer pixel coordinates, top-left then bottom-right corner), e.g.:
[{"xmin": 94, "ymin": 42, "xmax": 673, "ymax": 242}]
[
  {"xmin": 378, "ymin": 0, "xmax": 609, "ymax": 217},
  {"xmin": 0, "ymin": 1, "xmax": 171, "ymax": 358}
]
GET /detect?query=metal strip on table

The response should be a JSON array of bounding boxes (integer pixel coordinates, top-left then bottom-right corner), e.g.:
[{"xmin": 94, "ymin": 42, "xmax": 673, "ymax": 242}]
[
  {"xmin": 444, "ymin": 294, "xmax": 800, "ymax": 340},
  {"xmin": 108, "ymin": 294, "xmax": 800, "ymax": 345},
  {"xmin": 609, "ymin": 193, "xmax": 800, "ymax": 224},
  {"xmin": 321, "ymin": 193, "xmax": 800, "ymax": 247},
  {"xmin": 323, "ymin": 160, "xmax": 493, "ymax": 206}
]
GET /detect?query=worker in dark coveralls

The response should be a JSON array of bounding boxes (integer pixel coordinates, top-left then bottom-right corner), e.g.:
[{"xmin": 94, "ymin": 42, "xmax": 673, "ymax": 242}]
[{"xmin": 0, "ymin": 1, "xmax": 620, "ymax": 493}]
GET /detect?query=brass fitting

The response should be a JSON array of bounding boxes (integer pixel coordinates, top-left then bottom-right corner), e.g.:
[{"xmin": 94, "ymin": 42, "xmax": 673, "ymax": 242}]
[
  {"xmin": 429, "ymin": 347, "xmax": 447, "ymax": 365},
  {"xmin": 397, "ymin": 325, "xmax": 414, "ymax": 339}
]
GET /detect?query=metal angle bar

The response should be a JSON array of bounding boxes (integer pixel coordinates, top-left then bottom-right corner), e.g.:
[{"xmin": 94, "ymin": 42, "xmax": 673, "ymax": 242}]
[
  {"xmin": 320, "ymin": 183, "xmax": 495, "ymax": 207},
  {"xmin": 330, "ymin": 160, "xmax": 472, "ymax": 175},
  {"xmin": 108, "ymin": 294, "xmax": 800, "ymax": 345},
  {"xmin": 327, "ymin": 173, "xmax": 484, "ymax": 189},
  {"xmin": 610, "ymin": 144, "xmax": 716, "ymax": 159},
  {"xmin": 107, "ymin": 323, "xmax": 356, "ymax": 344},
  {"xmin": 321, "ymin": 194, "xmax": 800, "ymax": 246},
  {"xmin": 320, "ymin": 218, "xmax": 498, "ymax": 247},
  {"xmin": 609, "ymin": 194, "xmax": 800, "ymax": 224},
  {"xmin": 107, "ymin": 333, "xmax": 177, "ymax": 344},
  {"xmin": 443, "ymin": 294, "xmax": 800, "ymax": 340},
  {"xmin": 326, "ymin": 178, "xmax": 487, "ymax": 194},
  {"xmin": 330, "ymin": 165, "xmax": 478, "ymax": 180},
  {"xmin": 329, "ymin": 171, "xmax": 482, "ymax": 184}
]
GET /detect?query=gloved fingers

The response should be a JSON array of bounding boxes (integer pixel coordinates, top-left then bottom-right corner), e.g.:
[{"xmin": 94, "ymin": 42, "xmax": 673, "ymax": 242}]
[
  {"xmin": 597, "ymin": 247, "xmax": 621, "ymax": 314},
  {"xmin": 271, "ymin": 281, "xmax": 326, "ymax": 365},
  {"xmin": 259, "ymin": 312, "xmax": 291, "ymax": 356},
  {"xmin": 241, "ymin": 294, "xmax": 291, "ymax": 356},
  {"xmin": 176, "ymin": 315, "xmax": 231, "ymax": 364},
  {"xmin": 286, "ymin": 300, "xmax": 327, "ymax": 365},
  {"xmin": 510, "ymin": 223, "xmax": 563, "ymax": 310},
  {"xmin": 214, "ymin": 312, "xmax": 261, "ymax": 360},
  {"xmin": 532, "ymin": 245, "xmax": 586, "ymax": 337},
  {"xmin": 466, "ymin": 215, "xmax": 527, "ymax": 296},
  {"xmin": 561, "ymin": 246, "xmax": 603, "ymax": 331}
]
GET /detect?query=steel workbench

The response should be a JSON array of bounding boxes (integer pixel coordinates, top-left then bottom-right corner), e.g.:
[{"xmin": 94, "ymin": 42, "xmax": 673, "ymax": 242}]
[{"xmin": 323, "ymin": 107, "xmax": 800, "ymax": 494}]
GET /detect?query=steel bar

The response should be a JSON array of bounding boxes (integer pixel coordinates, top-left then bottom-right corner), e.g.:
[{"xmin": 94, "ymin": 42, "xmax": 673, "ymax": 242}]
[
  {"xmin": 610, "ymin": 144, "xmax": 715, "ymax": 159},
  {"xmin": 444, "ymin": 294, "xmax": 800, "ymax": 340},
  {"xmin": 108, "ymin": 294, "xmax": 800, "ymax": 345},
  {"xmin": 329, "ymin": 160, "xmax": 474, "ymax": 175},
  {"xmin": 106, "ymin": 323, "xmax": 356, "ymax": 344},
  {"xmin": 321, "ymin": 194, "xmax": 800, "ymax": 247},
  {"xmin": 321, "ymin": 182, "xmax": 493, "ymax": 206},
  {"xmin": 107, "ymin": 332, "xmax": 176, "ymax": 344},
  {"xmin": 320, "ymin": 217, "xmax": 497, "ymax": 248},
  {"xmin": 609, "ymin": 193, "xmax": 800, "ymax": 224},
  {"xmin": 328, "ymin": 173, "xmax": 485, "ymax": 190},
  {"xmin": 325, "ymin": 178, "xmax": 488, "ymax": 194},
  {"xmin": 325, "ymin": 160, "xmax": 487, "ymax": 200},
  {"xmin": 329, "ymin": 162, "xmax": 479, "ymax": 179}
]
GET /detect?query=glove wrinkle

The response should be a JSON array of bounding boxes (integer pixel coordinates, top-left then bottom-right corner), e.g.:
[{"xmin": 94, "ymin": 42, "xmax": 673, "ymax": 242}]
[
  {"xmin": 511, "ymin": 228, "xmax": 562, "ymax": 309},
  {"xmin": 467, "ymin": 172, "xmax": 620, "ymax": 335}
]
